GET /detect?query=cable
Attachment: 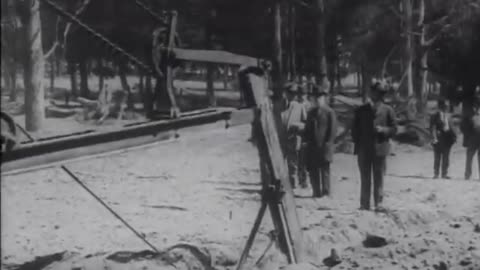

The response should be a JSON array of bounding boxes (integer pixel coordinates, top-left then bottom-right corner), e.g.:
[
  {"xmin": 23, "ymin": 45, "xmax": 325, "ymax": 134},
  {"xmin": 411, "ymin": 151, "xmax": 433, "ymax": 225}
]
[{"xmin": 60, "ymin": 165, "xmax": 161, "ymax": 253}]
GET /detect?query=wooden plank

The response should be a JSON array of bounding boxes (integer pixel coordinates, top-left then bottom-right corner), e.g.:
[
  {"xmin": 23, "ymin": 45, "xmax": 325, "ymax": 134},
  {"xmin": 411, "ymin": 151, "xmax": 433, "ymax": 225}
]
[
  {"xmin": 172, "ymin": 48, "xmax": 260, "ymax": 66},
  {"xmin": 244, "ymin": 70, "xmax": 306, "ymax": 263}
]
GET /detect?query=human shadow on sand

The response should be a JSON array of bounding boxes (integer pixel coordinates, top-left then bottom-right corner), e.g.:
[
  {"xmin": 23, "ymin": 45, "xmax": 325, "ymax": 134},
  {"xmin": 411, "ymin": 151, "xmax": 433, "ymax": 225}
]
[
  {"xmin": 202, "ymin": 180, "xmax": 261, "ymax": 187},
  {"xmin": 215, "ymin": 187, "xmax": 261, "ymax": 195},
  {"xmin": 141, "ymin": 205, "xmax": 188, "ymax": 211},
  {"xmin": 388, "ymin": 173, "xmax": 435, "ymax": 180},
  {"xmin": 388, "ymin": 173, "xmax": 466, "ymax": 181}
]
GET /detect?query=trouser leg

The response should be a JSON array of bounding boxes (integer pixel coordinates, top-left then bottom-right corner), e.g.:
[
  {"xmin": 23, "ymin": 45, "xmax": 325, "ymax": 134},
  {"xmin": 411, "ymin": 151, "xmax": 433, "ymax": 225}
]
[
  {"xmin": 309, "ymin": 166, "xmax": 321, "ymax": 197},
  {"xmin": 373, "ymin": 156, "xmax": 386, "ymax": 207},
  {"xmin": 477, "ymin": 148, "xmax": 480, "ymax": 180},
  {"xmin": 320, "ymin": 162, "xmax": 331, "ymax": 196},
  {"xmin": 358, "ymin": 152, "xmax": 372, "ymax": 209},
  {"xmin": 298, "ymin": 144, "xmax": 308, "ymax": 187},
  {"xmin": 441, "ymin": 144, "xmax": 451, "ymax": 177},
  {"xmin": 465, "ymin": 146, "xmax": 476, "ymax": 179},
  {"xmin": 286, "ymin": 144, "xmax": 298, "ymax": 188},
  {"xmin": 433, "ymin": 144, "xmax": 441, "ymax": 177}
]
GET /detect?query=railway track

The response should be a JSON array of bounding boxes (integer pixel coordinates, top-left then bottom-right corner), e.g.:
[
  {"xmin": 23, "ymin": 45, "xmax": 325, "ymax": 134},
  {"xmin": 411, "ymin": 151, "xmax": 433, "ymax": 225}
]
[{"xmin": 1, "ymin": 108, "xmax": 254, "ymax": 175}]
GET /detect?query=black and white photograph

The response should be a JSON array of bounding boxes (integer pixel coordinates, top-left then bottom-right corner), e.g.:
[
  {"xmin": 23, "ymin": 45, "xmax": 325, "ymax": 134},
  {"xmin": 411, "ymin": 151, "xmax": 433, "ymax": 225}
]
[{"xmin": 1, "ymin": 0, "xmax": 480, "ymax": 269}]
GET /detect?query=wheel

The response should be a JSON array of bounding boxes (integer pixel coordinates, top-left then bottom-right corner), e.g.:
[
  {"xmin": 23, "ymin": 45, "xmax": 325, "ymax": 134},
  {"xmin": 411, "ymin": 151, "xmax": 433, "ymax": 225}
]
[{"xmin": 1, "ymin": 111, "xmax": 18, "ymax": 153}]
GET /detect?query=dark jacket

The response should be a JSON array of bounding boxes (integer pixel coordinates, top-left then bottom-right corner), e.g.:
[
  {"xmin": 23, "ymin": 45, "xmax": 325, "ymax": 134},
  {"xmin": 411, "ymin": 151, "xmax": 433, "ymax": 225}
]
[
  {"xmin": 352, "ymin": 102, "xmax": 397, "ymax": 156},
  {"xmin": 430, "ymin": 111, "xmax": 456, "ymax": 147},
  {"xmin": 460, "ymin": 109, "xmax": 480, "ymax": 148},
  {"xmin": 304, "ymin": 104, "xmax": 337, "ymax": 165}
]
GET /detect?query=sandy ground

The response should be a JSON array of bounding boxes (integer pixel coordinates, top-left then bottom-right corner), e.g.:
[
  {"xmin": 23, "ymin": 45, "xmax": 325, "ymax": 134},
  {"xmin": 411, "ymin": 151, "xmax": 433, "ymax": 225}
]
[{"xmin": 1, "ymin": 124, "xmax": 480, "ymax": 270}]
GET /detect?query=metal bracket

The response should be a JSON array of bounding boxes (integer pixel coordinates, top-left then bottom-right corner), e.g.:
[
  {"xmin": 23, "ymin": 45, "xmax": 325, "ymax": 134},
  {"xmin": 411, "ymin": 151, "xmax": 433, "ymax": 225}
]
[{"xmin": 262, "ymin": 181, "xmax": 285, "ymax": 204}]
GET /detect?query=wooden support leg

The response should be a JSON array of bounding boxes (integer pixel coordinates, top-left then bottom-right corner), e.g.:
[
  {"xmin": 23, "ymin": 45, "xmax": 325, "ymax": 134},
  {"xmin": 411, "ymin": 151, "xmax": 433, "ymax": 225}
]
[{"xmin": 236, "ymin": 202, "xmax": 268, "ymax": 270}]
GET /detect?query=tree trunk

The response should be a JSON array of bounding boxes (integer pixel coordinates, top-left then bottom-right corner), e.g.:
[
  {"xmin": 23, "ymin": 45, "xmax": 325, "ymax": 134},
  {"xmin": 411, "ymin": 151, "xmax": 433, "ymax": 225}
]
[
  {"xmin": 416, "ymin": 0, "xmax": 428, "ymax": 114},
  {"xmin": 68, "ymin": 62, "xmax": 78, "ymax": 99},
  {"xmin": 206, "ymin": 8, "xmax": 216, "ymax": 107},
  {"xmin": 144, "ymin": 75, "xmax": 153, "ymax": 118},
  {"xmin": 79, "ymin": 60, "xmax": 89, "ymax": 98},
  {"xmin": 272, "ymin": 1, "xmax": 283, "ymax": 98},
  {"xmin": 139, "ymin": 73, "xmax": 144, "ymax": 96},
  {"xmin": 206, "ymin": 65, "xmax": 215, "ymax": 107},
  {"xmin": 360, "ymin": 64, "xmax": 370, "ymax": 102},
  {"xmin": 119, "ymin": 61, "xmax": 134, "ymax": 109},
  {"xmin": 289, "ymin": 3, "xmax": 297, "ymax": 79},
  {"xmin": 49, "ymin": 56, "xmax": 55, "ymax": 96},
  {"xmin": 55, "ymin": 57, "xmax": 61, "ymax": 76},
  {"xmin": 315, "ymin": 0, "xmax": 328, "ymax": 87},
  {"xmin": 97, "ymin": 59, "xmax": 104, "ymax": 92},
  {"xmin": 403, "ymin": 0, "xmax": 414, "ymax": 97},
  {"xmin": 336, "ymin": 59, "xmax": 342, "ymax": 90},
  {"xmin": 7, "ymin": 63, "xmax": 17, "ymax": 102},
  {"xmin": 23, "ymin": 0, "xmax": 45, "ymax": 132}
]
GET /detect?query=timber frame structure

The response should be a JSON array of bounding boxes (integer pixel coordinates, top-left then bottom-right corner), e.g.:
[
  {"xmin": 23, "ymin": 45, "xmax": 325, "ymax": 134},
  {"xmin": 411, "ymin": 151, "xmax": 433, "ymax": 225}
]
[
  {"xmin": 41, "ymin": 0, "xmax": 265, "ymax": 119},
  {"xmin": 3, "ymin": 0, "xmax": 305, "ymax": 267}
]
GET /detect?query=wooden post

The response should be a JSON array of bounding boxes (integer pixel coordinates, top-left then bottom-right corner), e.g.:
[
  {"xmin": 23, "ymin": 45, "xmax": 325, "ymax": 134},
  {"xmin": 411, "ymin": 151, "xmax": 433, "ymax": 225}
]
[{"xmin": 239, "ymin": 67, "xmax": 306, "ymax": 264}]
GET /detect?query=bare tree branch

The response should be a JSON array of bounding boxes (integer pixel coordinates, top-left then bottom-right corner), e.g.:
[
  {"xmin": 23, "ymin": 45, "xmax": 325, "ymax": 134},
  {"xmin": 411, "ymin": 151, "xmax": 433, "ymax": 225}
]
[
  {"xmin": 43, "ymin": 17, "xmax": 62, "ymax": 59},
  {"xmin": 62, "ymin": 0, "xmax": 92, "ymax": 45},
  {"xmin": 43, "ymin": 41, "xmax": 58, "ymax": 58},
  {"xmin": 381, "ymin": 44, "xmax": 398, "ymax": 78}
]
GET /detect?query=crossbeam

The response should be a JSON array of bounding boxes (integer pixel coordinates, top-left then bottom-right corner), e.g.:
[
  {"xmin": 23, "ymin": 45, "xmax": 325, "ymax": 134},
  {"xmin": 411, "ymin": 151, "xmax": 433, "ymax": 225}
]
[{"xmin": 172, "ymin": 48, "xmax": 261, "ymax": 66}]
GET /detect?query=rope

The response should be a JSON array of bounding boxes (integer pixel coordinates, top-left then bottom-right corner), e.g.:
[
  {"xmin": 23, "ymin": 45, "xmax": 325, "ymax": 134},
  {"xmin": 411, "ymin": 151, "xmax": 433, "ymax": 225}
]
[
  {"xmin": 60, "ymin": 165, "xmax": 161, "ymax": 254},
  {"xmin": 132, "ymin": 0, "xmax": 169, "ymax": 26},
  {"xmin": 40, "ymin": 0, "xmax": 157, "ymax": 76}
]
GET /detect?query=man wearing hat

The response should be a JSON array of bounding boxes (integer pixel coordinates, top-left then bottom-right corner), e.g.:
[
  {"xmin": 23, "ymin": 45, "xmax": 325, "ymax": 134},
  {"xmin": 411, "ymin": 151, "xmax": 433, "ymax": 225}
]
[
  {"xmin": 298, "ymin": 82, "xmax": 314, "ymax": 188},
  {"xmin": 352, "ymin": 82, "xmax": 397, "ymax": 211},
  {"xmin": 462, "ymin": 86, "xmax": 480, "ymax": 180},
  {"xmin": 281, "ymin": 82, "xmax": 307, "ymax": 188},
  {"xmin": 304, "ymin": 84, "xmax": 337, "ymax": 197}
]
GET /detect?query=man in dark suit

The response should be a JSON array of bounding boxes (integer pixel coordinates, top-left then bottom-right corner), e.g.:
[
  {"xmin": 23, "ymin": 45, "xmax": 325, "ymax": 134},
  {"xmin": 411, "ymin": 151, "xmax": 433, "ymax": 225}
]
[
  {"xmin": 430, "ymin": 98, "xmax": 457, "ymax": 179},
  {"xmin": 352, "ymin": 82, "xmax": 397, "ymax": 211},
  {"xmin": 304, "ymin": 85, "xmax": 337, "ymax": 197},
  {"xmin": 462, "ymin": 89, "xmax": 480, "ymax": 180}
]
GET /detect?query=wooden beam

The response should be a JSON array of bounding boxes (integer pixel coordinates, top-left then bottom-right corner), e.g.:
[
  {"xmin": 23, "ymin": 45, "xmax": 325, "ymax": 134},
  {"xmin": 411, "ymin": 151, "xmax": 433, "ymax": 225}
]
[
  {"xmin": 172, "ymin": 48, "xmax": 261, "ymax": 66},
  {"xmin": 241, "ymin": 68, "xmax": 306, "ymax": 263}
]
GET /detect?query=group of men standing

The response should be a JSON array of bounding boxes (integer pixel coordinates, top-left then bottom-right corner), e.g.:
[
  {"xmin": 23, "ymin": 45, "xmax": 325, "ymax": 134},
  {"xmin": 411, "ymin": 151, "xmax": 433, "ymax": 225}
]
[
  {"xmin": 280, "ymin": 80, "xmax": 397, "ymax": 212},
  {"xmin": 280, "ymin": 80, "xmax": 336, "ymax": 198},
  {"xmin": 429, "ymin": 86, "xmax": 480, "ymax": 180}
]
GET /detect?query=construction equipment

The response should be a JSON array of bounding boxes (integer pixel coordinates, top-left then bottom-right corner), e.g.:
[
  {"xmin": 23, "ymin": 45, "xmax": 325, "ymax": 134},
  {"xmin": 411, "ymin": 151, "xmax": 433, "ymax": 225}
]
[{"xmin": 40, "ymin": 0, "xmax": 265, "ymax": 120}]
